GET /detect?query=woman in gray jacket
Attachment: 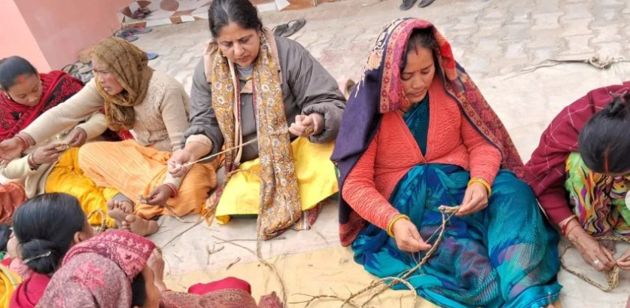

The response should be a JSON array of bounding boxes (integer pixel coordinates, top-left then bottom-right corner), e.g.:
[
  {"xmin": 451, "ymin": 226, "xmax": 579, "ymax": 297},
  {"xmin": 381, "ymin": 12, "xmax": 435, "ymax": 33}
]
[{"xmin": 169, "ymin": 0, "xmax": 345, "ymax": 239}]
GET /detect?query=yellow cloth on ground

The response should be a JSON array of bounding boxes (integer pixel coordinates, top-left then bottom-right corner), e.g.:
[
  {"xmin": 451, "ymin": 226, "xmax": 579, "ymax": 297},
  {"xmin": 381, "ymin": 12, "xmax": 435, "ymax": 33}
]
[
  {"xmin": 45, "ymin": 148, "xmax": 118, "ymax": 227},
  {"xmin": 216, "ymin": 138, "xmax": 338, "ymax": 224},
  {"xmin": 0, "ymin": 265, "xmax": 21, "ymax": 308},
  {"xmin": 78, "ymin": 140, "xmax": 217, "ymax": 220}
]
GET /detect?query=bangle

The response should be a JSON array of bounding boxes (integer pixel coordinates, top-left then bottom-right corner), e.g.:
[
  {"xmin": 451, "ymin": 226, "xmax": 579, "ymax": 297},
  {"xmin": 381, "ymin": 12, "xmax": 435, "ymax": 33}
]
[
  {"xmin": 15, "ymin": 135, "xmax": 30, "ymax": 152},
  {"xmin": 560, "ymin": 215, "xmax": 577, "ymax": 235},
  {"xmin": 387, "ymin": 214, "xmax": 410, "ymax": 237},
  {"xmin": 564, "ymin": 223, "xmax": 581, "ymax": 238},
  {"xmin": 27, "ymin": 155, "xmax": 39, "ymax": 169},
  {"xmin": 164, "ymin": 183, "xmax": 178, "ymax": 198},
  {"xmin": 468, "ymin": 178, "xmax": 492, "ymax": 195}
]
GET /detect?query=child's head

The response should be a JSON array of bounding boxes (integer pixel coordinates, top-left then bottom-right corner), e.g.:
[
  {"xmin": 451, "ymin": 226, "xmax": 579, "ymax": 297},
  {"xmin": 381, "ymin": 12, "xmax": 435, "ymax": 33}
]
[{"xmin": 579, "ymin": 92, "xmax": 630, "ymax": 175}]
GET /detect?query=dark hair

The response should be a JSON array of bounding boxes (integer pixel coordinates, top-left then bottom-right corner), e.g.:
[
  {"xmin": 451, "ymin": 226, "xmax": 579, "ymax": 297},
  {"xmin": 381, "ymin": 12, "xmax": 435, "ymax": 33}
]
[
  {"xmin": 401, "ymin": 28, "xmax": 438, "ymax": 72},
  {"xmin": 0, "ymin": 56, "xmax": 38, "ymax": 90},
  {"xmin": 13, "ymin": 193, "xmax": 87, "ymax": 274},
  {"xmin": 579, "ymin": 93, "xmax": 630, "ymax": 174},
  {"xmin": 131, "ymin": 272, "xmax": 147, "ymax": 306},
  {"xmin": 207, "ymin": 0, "xmax": 263, "ymax": 38}
]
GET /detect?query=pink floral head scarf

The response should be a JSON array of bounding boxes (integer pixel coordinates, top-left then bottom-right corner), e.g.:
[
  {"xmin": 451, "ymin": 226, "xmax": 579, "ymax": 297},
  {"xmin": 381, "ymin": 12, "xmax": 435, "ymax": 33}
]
[{"xmin": 35, "ymin": 230, "xmax": 155, "ymax": 308}]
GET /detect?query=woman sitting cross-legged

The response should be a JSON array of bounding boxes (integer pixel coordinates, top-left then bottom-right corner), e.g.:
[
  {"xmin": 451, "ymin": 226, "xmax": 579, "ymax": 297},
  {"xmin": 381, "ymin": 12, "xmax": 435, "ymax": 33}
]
[
  {"xmin": 168, "ymin": 0, "xmax": 345, "ymax": 239},
  {"xmin": 0, "ymin": 39, "xmax": 217, "ymax": 236},
  {"xmin": 332, "ymin": 18, "xmax": 561, "ymax": 308}
]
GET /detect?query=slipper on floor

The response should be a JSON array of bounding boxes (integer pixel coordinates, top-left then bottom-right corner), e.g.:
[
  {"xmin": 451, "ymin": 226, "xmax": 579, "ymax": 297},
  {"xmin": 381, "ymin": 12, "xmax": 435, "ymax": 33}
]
[
  {"xmin": 78, "ymin": 63, "xmax": 93, "ymax": 74},
  {"xmin": 282, "ymin": 19, "xmax": 306, "ymax": 37},
  {"xmin": 128, "ymin": 27, "xmax": 153, "ymax": 35},
  {"xmin": 147, "ymin": 52, "xmax": 158, "ymax": 60},
  {"xmin": 272, "ymin": 24, "xmax": 289, "ymax": 37},
  {"xmin": 131, "ymin": 7, "xmax": 152, "ymax": 20},
  {"xmin": 115, "ymin": 30, "xmax": 139, "ymax": 42},
  {"xmin": 400, "ymin": 0, "xmax": 418, "ymax": 10},
  {"xmin": 418, "ymin": 0, "xmax": 436, "ymax": 8}
]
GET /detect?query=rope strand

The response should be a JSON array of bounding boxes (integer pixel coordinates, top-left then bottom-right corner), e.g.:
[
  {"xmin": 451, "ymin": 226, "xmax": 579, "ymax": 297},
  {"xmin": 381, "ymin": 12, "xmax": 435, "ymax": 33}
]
[{"xmin": 180, "ymin": 138, "xmax": 258, "ymax": 167}]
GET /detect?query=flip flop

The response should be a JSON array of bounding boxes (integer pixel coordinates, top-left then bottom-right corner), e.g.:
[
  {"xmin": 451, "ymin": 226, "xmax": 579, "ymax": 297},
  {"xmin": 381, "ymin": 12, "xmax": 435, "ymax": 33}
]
[
  {"xmin": 79, "ymin": 63, "xmax": 93, "ymax": 74},
  {"xmin": 418, "ymin": 0, "xmax": 436, "ymax": 8},
  {"xmin": 128, "ymin": 27, "xmax": 153, "ymax": 35},
  {"xmin": 282, "ymin": 19, "xmax": 306, "ymax": 37},
  {"xmin": 115, "ymin": 30, "xmax": 139, "ymax": 42},
  {"xmin": 399, "ymin": 0, "xmax": 418, "ymax": 10},
  {"xmin": 131, "ymin": 7, "xmax": 152, "ymax": 20},
  {"xmin": 147, "ymin": 52, "xmax": 158, "ymax": 60},
  {"xmin": 272, "ymin": 24, "xmax": 289, "ymax": 37}
]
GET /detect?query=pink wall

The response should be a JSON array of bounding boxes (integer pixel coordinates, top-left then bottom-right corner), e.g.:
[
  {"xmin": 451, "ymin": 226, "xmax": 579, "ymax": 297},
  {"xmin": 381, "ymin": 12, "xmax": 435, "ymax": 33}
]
[
  {"xmin": 14, "ymin": 0, "xmax": 132, "ymax": 70},
  {"xmin": 0, "ymin": 0, "xmax": 50, "ymax": 72}
]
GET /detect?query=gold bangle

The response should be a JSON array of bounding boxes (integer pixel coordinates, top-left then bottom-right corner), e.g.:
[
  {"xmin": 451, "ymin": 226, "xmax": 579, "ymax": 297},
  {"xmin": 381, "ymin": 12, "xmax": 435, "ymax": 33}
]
[
  {"xmin": 468, "ymin": 178, "xmax": 492, "ymax": 195},
  {"xmin": 387, "ymin": 214, "xmax": 410, "ymax": 237}
]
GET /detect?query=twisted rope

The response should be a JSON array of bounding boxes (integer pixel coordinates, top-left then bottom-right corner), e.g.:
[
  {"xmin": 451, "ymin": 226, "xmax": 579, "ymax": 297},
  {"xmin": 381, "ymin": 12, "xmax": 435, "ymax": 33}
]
[{"xmin": 560, "ymin": 235, "xmax": 630, "ymax": 292}]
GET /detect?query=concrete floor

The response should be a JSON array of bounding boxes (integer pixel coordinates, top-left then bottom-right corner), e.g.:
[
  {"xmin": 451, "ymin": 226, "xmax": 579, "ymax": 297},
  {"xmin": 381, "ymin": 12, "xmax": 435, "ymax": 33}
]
[{"xmin": 130, "ymin": 0, "xmax": 630, "ymax": 306}]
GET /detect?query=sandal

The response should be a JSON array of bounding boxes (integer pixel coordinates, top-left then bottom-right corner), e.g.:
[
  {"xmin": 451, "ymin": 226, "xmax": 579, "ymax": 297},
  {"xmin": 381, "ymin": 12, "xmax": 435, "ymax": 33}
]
[
  {"xmin": 131, "ymin": 7, "xmax": 152, "ymax": 20},
  {"xmin": 147, "ymin": 52, "xmax": 158, "ymax": 60},
  {"xmin": 418, "ymin": 0, "xmax": 436, "ymax": 8},
  {"xmin": 115, "ymin": 30, "xmax": 139, "ymax": 42},
  {"xmin": 272, "ymin": 24, "xmax": 289, "ymax": 37},
  {"xmin": 128, "ymin": 27, "xmax": 153, "ymax": 35},
  {"xmin": 282, "ymin": 19, "xmax": 306, "ymax": 37}
]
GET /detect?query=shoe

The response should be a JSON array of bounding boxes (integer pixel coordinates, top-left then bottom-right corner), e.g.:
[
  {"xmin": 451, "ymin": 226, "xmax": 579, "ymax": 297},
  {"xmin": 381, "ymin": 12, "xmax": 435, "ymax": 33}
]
[
  {"xmin": 418, "ymin": 0, "xmax": 436, "ymax": 8},
  {"xmin": 272, "ymin": 24, "xmax": 289, "ymax": 37},
  {"xmin": 282, "ymin": 19, "xmax": 306, "ymax": 37},
  {"xmin": 400, "ymin": 0, "xmax": 418, "ymax": 10}
]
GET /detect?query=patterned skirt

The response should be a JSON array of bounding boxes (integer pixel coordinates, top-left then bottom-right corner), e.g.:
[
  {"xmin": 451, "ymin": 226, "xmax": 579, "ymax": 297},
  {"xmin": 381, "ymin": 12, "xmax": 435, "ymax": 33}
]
[{"xmin": 352, "ymin": 164, "xmax": 561, "ymax": 308}]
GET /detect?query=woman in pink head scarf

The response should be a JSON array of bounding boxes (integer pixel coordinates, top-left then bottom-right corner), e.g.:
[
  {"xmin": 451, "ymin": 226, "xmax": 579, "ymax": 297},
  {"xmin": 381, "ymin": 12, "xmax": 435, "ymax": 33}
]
[{"xmin": 36, "ymin": 230, "xmax": 282, "ymax": 308}]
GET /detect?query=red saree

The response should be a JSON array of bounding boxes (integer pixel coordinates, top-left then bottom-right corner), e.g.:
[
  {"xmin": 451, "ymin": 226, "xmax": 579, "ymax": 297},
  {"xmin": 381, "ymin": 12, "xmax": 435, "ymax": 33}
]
[
  {"xmin": 523, "ymin": 81, "xmax": 630, "ymax": 224},
  {"xmin": 0, "ymin": 71, "xmax": 83, "ymax": 142}
]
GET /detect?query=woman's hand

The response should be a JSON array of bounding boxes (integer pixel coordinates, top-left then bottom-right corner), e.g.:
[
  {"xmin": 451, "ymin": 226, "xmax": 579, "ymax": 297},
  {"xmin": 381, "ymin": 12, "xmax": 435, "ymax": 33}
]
[
  {"xmin": 144, "ymin": 185, "xmax": 173, "ymax": 206},
  {"xmin": 617, "ymin": 248, "xmax": 630, "ymax": 270},
  {"xmin": 67, "ymin": 127, "xmax": 87, "ymax": 147},
  {"xmin": 392, "ymin": 219, "xmax": 432, "ymax": 252},
  {"xmin": 289, "ymin": 113, "xmax": 324, "ymax": 137},
  {"xmin": 457, "ymin": 182, "xmax": 488, "ymax": 216},
  {"xmin": 168, "ymin": 149, "xmax": 193, "ymax": 178},
  {"xmin": 566, "ymin": 223, "xmax": 616, "ymax": 272},
  {"xmin": 31, "ymin": 143, "xmax": 62, "ymax": 165},
  {"xmin": 0, "ymin": 138, "xmax": 25, "ymax": 164}
]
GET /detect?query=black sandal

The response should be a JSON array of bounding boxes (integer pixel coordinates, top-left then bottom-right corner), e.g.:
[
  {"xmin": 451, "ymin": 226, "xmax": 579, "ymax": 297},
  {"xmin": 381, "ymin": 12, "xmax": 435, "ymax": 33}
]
[
  {"xmin": 418, "ymin": 0, "xmax": 436, "ymax": 8},
  {"xmin": 400, "ymin": 0, "xmax": 418, "ymax": 10},
  {"xmin": 272, "ymin": 24, "xmax": 289, "ymax": 37},
  {"xmin": 282, "ymin": 19, "xmax": 306, "ymax": 37}
]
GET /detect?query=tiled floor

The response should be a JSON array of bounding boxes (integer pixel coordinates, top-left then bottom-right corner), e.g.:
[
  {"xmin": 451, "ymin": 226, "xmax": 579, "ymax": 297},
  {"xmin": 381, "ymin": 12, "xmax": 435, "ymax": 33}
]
[
  {"xmin": 131, "ymin": 0, "xmax": 630, "ymax": 306},
  {"xmin": 3, "ymin": 0, "xmax": 615, "ymax": 306}
]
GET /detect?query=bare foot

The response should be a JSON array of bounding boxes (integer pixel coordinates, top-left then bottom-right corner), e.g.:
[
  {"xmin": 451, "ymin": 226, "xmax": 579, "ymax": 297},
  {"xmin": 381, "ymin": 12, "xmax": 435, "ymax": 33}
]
[
  {"xmin": 124, "ymin": 215, "xmax": 158, "ymax": 236},
  {"xmin": 107, "ymin": 199, "xmax": 134, "ymax": 222}
]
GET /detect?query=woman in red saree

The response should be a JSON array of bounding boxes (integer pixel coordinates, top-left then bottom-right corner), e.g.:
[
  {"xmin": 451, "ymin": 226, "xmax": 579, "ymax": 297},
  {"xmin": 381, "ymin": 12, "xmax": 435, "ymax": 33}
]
[
  {"xmin": 524, "ymin": 83, "xmax": 630, "ymax": 273},
  {"xmin": 0, "ymin": 56, "xmax": 123, "ymax": 227}
]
